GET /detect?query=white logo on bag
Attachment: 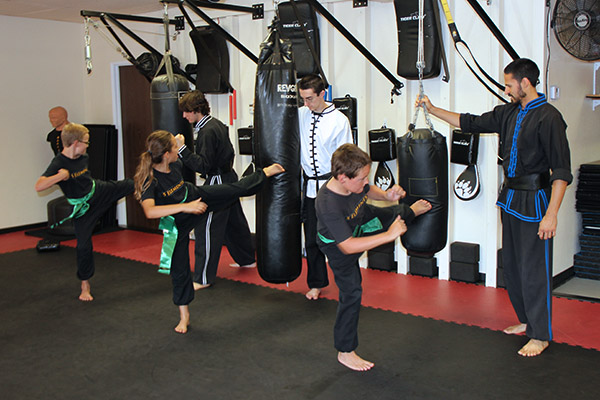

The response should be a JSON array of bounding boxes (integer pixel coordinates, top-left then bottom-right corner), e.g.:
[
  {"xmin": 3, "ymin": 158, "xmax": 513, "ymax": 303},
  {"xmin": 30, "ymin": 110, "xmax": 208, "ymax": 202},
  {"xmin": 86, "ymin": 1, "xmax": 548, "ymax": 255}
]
[
  {"xmin": 370, "ymin": 137, "xmax": 390, "ymax": 144},
  {"xmin": 277, "ymin": 84, "xmax": 296, "ymax": 93},
  {"xmin": 399, "ymin": 12, "xmax": 426, "ymax": 22}
]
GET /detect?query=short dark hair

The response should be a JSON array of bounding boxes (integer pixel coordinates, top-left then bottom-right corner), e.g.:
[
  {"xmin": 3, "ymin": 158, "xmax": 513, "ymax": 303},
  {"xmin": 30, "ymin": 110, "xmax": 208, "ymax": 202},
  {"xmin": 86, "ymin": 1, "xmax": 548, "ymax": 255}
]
[
  {"xmin": 331, "ymin": 144, "xmax": 371, "ymax": 179},
  {"xmin": 178, "ymin": 90, "xmax": 210, "ymax": 115},
  {"xmin": 504, "ymin": 58, "xmax": 540, "ymax": 86},
  {"xmin": 298, "ymin": 74, "xmax": 326, "ymax": 95}
]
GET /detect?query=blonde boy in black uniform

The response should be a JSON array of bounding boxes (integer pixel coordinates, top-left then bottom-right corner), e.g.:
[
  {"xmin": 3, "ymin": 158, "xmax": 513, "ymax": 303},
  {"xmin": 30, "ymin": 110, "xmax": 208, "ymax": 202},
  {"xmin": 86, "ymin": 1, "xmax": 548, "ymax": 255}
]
[{"xmin": 35, "ymin": 123, "xmax": 134, "ymax": 301}]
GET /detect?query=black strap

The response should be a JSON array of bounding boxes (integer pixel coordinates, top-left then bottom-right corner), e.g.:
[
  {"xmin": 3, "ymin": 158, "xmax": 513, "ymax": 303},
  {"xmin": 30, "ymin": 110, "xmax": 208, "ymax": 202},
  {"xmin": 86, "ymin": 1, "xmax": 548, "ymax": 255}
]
[
  {"xmin": 505, "ymin": 172, "xmax": 550, "ymax": 191},
  {"xmin": 437, "ymin": 0, "xmax": 508, "ymax": 103},
  {"xmin": 464, "ymin": 0, "xmax": 520, "ymax": 61},
  {"xmin": 431, "ymin": 0, "xmax": 449, "ymax": 83}
]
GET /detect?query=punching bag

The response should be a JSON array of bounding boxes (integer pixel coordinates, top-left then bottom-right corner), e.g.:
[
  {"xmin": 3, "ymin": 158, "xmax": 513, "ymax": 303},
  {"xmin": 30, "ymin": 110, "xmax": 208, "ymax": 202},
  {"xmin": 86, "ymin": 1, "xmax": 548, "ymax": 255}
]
[
  {"xmin": 253, "ymin": 20, "xmax": 302, "ymax": 283},
  {"xmin": 397, "ymin": 127, "xmax": 448, "ymax": 256},
  {"xmin": 150, "ymin": 72, "xmax": 193, "ymax": 182},
  {"xmin": 394, "ymin": 0, "xmax": 443, "ymax": 79}
]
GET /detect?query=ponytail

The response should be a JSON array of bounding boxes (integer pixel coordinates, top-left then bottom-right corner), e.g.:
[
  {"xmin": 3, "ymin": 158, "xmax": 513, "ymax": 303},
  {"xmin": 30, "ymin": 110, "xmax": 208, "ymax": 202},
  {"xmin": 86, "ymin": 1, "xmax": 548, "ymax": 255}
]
[
  {"xmin": 133, "ymin": 130, "xmax": 175, "ymax": 201},
  {"xmin": 134, "ymin": 152, "xmax": 155, "ymax": 201}
]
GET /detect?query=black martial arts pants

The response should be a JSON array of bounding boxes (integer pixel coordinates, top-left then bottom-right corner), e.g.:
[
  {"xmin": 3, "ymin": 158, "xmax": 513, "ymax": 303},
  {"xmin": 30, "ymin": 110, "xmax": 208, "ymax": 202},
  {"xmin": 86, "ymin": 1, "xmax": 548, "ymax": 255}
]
[
  {"xmin": 73, "ymin": 179, "xmax": 134, "ymax": 281},
  {"xmin": 501, "ymin": 211, "xmax": 553, "ymax": 341},
  {"xmin": 318, "ymin": 204, "xmax": 402, "ymax": 352},
  {"xmin": 193, "ymin": 172, "xmax": 255, "ymax": 286}
]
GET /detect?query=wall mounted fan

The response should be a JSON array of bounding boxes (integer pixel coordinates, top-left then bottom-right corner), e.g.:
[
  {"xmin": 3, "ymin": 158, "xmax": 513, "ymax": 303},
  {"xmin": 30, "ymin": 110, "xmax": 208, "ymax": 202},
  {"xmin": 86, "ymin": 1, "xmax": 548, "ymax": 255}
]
[{"xmin": 552, "ymin": 0, "xmax": 600, "ymax": 61}]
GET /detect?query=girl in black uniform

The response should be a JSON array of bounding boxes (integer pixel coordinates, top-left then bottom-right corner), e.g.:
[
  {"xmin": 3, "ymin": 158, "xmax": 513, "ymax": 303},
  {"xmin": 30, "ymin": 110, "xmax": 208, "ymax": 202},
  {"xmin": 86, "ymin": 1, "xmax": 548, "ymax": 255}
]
[{"xmin": 134, "ymin": 130, "xmax": 283, "ymax": 333}]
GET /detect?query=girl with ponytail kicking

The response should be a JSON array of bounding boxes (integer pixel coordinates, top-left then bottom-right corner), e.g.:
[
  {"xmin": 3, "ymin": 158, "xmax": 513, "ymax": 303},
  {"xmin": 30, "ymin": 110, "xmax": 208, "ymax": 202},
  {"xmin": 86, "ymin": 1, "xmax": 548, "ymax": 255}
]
[{"xmin": 134, "ymin": 130, "xmax": 284, "ymax": 333}]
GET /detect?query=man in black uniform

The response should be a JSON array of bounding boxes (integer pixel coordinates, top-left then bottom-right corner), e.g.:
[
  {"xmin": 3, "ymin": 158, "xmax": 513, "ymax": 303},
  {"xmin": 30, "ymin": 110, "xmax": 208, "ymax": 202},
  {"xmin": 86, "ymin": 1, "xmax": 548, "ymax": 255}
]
[
  {"xmin": 417, "ymin": 58, "xmax": 572, "ymax": 357},
  {"xmin": 47, "ymin": 106, "xmax": 69, "ymax": 155},
  {"xmin": 176, "ymin": 90, "xmax": 256, "ymax": 290}
]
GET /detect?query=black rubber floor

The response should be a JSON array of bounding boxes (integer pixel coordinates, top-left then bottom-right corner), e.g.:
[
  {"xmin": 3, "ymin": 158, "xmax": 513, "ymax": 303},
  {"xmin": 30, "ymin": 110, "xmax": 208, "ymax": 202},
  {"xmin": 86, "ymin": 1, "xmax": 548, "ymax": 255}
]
[{"xmin": 1, "ymin": 248, "xmax": 599, "ymax": 400}]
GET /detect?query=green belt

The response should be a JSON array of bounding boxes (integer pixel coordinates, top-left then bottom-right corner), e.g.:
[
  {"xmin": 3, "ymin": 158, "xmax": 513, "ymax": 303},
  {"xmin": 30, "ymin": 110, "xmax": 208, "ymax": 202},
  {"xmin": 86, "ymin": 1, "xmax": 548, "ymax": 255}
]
[
  {"xmin": 50, "ymin": 180, "xmax": 96, "ymax": 229},
  {"xmin": 318, "ymin": 217, "xmax": 383, "ymax": 244},
  {"xmin": 157, "ymin": 188, "xmax": 188, "ymax": 275}
]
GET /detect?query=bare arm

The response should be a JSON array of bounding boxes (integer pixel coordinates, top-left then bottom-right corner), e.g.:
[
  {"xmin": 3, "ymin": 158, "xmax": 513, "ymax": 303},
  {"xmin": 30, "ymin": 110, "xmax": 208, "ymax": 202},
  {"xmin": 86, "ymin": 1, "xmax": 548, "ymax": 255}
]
[
  {"xmin": 416, "ymin": 95, "xmax": 461, "ymax": 128},
  {"xmin": 140, "ymin": 198, "xmax": 207, "ymax": 219},
  {"xmin": 337, "ymin": 216, "xmax": 406, "ymax": 254},
  {"xmin": 538, "ymin": 179, "xmax": 568, "ymax": 240},
  {"xmin": 35, "ymin": 169, "xmax": 69, "ymax": 192}
]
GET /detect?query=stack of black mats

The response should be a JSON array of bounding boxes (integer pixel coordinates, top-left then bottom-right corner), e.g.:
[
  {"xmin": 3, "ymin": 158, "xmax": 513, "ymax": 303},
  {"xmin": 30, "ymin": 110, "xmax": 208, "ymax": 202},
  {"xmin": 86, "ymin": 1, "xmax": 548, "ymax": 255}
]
[{"xmin": 574, "ymin": 160, "xmax": 600, "ymax": 280}]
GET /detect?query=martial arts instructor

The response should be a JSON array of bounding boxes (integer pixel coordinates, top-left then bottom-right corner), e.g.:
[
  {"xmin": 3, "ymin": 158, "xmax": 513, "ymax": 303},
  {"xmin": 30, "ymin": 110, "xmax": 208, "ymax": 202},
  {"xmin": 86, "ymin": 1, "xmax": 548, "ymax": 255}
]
[{"xmin": 417, "ymin": 58, "xmax": 572, "ymax": 357}]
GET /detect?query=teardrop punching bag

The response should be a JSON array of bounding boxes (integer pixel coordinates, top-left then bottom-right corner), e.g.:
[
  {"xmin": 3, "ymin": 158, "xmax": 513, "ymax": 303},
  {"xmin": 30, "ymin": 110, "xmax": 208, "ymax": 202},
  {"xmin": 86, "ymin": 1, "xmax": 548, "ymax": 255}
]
[
  {"xmin": 397, "ymin": 128, "xmax": 448, "ymax": 256},
  {"xmin": 253, "ymin": 21, "xmax": 302, "ymax": 283},
  {"xmin": 150, "ymin": 72, "xmax": 193, "ymax": 181}
]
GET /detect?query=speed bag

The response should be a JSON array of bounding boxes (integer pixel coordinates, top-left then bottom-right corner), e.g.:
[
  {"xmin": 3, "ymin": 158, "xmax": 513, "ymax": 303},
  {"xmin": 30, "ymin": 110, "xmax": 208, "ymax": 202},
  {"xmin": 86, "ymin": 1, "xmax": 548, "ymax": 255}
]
[
  {"xmin": 397, "ymin": 128, "xmax": 448, "ymax": 255},
  {"xmin": 253, "ymin": 23, "xmax": 302, "ymax": 284},
  {"xmin": 333, "ymin": 94, "xmax": 358, "ymax": 144},
  {"xmin": 277, "ymin": 1, "xmax": 320, "ymax": 78},
  {"xmin": 150, "ymin": 74, "xmax": 193, "ymax": 182},
  {"xmin": 394, "ymin": 0, "xmax": 442, "ymax": 79}
]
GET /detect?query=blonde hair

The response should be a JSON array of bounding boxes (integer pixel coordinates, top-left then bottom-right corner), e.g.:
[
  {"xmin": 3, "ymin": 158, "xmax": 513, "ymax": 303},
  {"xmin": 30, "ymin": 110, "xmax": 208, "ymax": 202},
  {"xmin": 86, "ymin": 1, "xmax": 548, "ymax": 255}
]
[
  {"xmin": 61, "ymin": 123, "xmax": 88, "ymax": 147},
  {"xmin": 134, "ymin": 130, "xmax": 174, "ymax": 201}
]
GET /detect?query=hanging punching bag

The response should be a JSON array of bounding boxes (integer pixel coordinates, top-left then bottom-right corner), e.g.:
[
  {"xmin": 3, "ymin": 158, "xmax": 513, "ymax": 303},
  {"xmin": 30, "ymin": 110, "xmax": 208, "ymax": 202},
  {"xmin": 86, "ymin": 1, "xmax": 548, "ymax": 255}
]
[
  {"xmin": 150, "ymin": 72, "xmax": 193, "ymax": 181},
  {"xmin": 253, "ymin": 20, "xmax": 302, "ymax": 283},
  {"xmin": 397, "ymin": 127, "xmax": 448, "ymax": 256}
]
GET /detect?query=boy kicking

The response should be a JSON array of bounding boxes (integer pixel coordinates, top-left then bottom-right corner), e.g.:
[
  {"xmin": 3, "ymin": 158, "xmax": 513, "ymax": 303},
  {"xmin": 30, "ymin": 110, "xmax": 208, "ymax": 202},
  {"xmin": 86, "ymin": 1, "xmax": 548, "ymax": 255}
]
[
  {"xmin": 315, "ymin": 144, "xmax": 431, "ymax": 371},
  {"xmin": 35, "ymin": 123, "xmax": 133, "ymax": 301}
]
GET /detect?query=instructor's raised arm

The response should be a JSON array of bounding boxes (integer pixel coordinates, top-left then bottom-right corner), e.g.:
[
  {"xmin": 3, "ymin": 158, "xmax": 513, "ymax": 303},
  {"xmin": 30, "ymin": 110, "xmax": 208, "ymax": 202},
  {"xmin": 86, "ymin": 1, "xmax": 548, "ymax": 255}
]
[{"xmin": 416, "ymin": 95, "xmax": 461, "ymax": 128}]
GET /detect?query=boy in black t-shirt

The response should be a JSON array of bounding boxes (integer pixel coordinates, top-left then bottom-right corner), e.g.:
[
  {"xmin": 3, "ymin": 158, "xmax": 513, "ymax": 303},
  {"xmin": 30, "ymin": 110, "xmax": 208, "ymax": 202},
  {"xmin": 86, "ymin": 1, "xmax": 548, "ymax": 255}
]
[
  {"xmin": 315, "ymin": 144, "xmax": 431, "ymax": 371},
  {"xmin": 35, "ymin": 123, "xmax": 133, "ymax": 301}
]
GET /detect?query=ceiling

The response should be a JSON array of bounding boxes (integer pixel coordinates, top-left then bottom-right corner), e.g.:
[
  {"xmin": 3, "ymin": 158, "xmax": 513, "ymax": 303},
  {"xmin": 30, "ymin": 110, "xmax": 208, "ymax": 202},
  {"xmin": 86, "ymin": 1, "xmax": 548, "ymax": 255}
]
[{"xmin": 0, "ymin": 0, "xmax": 175, "ymax": 23}]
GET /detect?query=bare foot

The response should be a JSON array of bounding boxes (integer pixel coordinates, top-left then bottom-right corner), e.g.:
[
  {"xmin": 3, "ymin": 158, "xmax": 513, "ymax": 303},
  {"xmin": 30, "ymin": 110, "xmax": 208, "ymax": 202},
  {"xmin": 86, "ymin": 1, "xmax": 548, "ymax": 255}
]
[
  {"xmin": 79, "ymin": 280, "xmax": 93, "ymax": 301},
  {"xmin": 229, "ymin": 262, "xmax": 256, "ymax": 268},
  {"xmin": 410, "ymin": 199, "xmax": 432, "ymax": 217},
  {"xmin": 305, "ymin": 288, "xmax": 321, "ymax": 300},
  {"xmin": 193, "ymin": 282, "xmax": 212, "ymax": 291},
  {"xmin": 518, "ymin": 339, "xmax": 549, "ymax": 357},
  {"xmin": 338, "ymin": 351, "xmax": 374, "ymax": 371},
  {"xmin": 175, "ymin": 305, "xmax": 190, "ymax": 334},
  {"xmin": 503, "ymin": 323, "xmax": 527, "ymax": 335}
]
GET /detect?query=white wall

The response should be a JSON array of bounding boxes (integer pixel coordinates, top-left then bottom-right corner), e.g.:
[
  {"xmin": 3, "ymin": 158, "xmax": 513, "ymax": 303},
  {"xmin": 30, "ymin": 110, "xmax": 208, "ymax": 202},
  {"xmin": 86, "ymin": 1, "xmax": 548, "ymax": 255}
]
[
  {"xmin": 0, "ymin": 16, "xmax": 85, "ymax": 228},
  {"xmin": 2, "ymin": 0, "xmax": 598, "ymax": 279}
]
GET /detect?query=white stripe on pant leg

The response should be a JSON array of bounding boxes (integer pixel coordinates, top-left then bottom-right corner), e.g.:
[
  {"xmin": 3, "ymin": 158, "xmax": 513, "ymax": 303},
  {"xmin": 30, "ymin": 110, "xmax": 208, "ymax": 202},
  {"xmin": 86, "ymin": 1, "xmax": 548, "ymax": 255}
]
[
  {"xmin": 201, "ymin": 174, "xmax": 222, "ymax": 285},
  {"xmin": 202, "ymin": 211, "xmax": 213, "ymax": 284}
]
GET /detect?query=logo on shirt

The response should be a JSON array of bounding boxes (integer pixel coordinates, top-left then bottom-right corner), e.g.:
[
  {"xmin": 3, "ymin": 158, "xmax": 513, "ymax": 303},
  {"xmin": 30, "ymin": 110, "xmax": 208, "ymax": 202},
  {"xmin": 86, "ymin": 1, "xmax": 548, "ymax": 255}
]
[
  {"xmin": 71, "ymin": 168, "xmax": 88, "ymax": 178},
  {"xmin": 346, "ymin": 194, "xmax": 368, "ymax": 221},
  {"xmin": 162, "ymin": 180, "xmax": 184, "ymax": 198}
]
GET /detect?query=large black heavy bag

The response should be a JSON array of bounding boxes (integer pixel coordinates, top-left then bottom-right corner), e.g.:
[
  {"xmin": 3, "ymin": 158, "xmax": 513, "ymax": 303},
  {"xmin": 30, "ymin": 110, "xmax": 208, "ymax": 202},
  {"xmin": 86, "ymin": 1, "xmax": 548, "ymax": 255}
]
[
  {"xmin": 277, "ymin": 1, "xmax": 320, "ymax": 78},
  {"xmin": 150, "ymin": 74, "xmax": 193, "ymax": 182},
  {"xmin": 254, "ymin": 22, "xmax": 302, "ymax": 283},
  {"xmin": 397, "ymin": 128, "xmax": 448, "ymax": 255},
  {"xmin": 394, "ymin": 0, "xmax": 442, "ymax": 79}
]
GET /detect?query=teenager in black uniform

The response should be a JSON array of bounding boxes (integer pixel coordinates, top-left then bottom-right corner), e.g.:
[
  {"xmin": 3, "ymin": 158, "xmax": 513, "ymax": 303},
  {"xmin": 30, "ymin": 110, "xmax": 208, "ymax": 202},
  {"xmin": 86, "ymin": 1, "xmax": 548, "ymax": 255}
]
[
  {"xmin": 47, "ymin": 106, "xmax": 69, "ymax": 155},
  {"xmin": 134, "ymin": 130, "xmax": 284, "ymax": 333},
  {"xmin": 35, "ymin": 123, "xmax": 134, "ymax": 301},
  {"xmin": 316, "ymin": 144, "xmax": 431, "ymax": 371},
  {"xmin": 177, "ymin": 90, "xmax": 256, "ymax": 291},
  {"xmin": 417, "ymin": 58, "xmax": 572, "ymax": 357}
]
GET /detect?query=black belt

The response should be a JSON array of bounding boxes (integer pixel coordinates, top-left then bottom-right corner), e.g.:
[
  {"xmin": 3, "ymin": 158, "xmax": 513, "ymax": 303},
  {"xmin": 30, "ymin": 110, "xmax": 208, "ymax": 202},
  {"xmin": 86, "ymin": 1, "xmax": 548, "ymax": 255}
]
[{"xmin": 505, "ymin": 172, "xmax": 550, "ymax": 190}]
